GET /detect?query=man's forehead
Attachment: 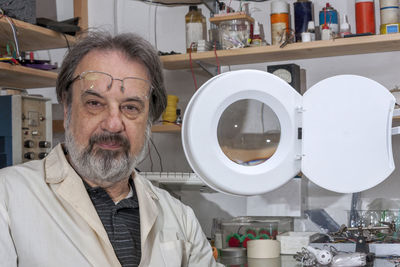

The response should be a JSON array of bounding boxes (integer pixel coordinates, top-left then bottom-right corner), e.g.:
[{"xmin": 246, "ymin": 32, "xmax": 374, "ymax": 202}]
[{"xmin": 75, "ymin": 49, "xmax": 149, "ymax": 79}]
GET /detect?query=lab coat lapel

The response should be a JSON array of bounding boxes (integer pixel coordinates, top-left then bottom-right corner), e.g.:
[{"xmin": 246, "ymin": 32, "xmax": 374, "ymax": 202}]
[
  {"xmin": 45, "ymin": 144, "xmax": 121, "ymax": 267},
  {"xmin": 134, "ymin": 174, "xmax": 159, "ymax": 266}
]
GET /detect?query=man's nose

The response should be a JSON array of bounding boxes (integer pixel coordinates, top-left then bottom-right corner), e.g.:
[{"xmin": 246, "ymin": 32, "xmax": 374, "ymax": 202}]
[{"xmin": 101, "ymin": 105, "xmax": 124, "ymax": 133}]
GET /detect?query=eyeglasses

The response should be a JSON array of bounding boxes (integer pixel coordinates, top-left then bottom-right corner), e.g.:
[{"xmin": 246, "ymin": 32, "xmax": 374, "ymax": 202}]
[
  {"xmin": 69, "ymin": 70, "xmax": 152, "ymax": 95},
  {"xmin": 69, "ymin": 71, "xmax": 152, "ymax": 120}
]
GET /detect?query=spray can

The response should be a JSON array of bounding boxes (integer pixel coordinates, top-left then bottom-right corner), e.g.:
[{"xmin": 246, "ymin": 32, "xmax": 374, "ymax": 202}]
[
  {"xmin": 319, "ymin": 3, "xmax": 339, "ymax": 37},
  {"xmin": 270, "ymin": 0, "xmax": 289, "ymax": 45},
  {"xmin": 380, "ymin": 0, "xmax": 399, "ymax": 26},
  {"xmin": 294, "ymin": 0, "xmax": 313, "ymax": 42},
  {"xmin": 355, "ymin": 0, "xmax": 375, "ymax": 34}
]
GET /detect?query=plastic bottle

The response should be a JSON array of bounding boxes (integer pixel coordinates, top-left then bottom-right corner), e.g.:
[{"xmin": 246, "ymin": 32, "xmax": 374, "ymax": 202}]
[
  {"xmin": 270, "ymin": 0, "xmax": 289, "ymax": 45},
  {"xmin": 251, "ymin": 21, "xmax": 263, "ymax": 46},
  {"xmin": 340, "ymin": 15, "xmax": 352, "ymax": 37},
  {"xmin": 355, "ymin": 0, "xmax": 375, "ymax": 34},
  {"xmin": 185, "ymin": 6, "xmax": 207, "ymax": 53},
  {"xmin": 307, "ymin": 21, "xmax": 316, "ymax": 41}
]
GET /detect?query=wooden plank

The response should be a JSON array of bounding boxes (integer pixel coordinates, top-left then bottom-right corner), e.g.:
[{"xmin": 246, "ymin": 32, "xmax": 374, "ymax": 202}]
[
  {"xmin": 161, "ymin": 33, "xmax": 400, "ymax": 70},
  {"xmin": 74, "ymin": 0, "xmax": 88, "ymax": 31},
  {"xmin": 209, "ymin": 13, "xmax": 254, "ymax": 24},
  {"xmin": 151, "ymin": 124, "xmax": 181, "ymax": 133},
  {"xmin": 0, "ymin": 17, "xmax": 76, "ymax": 51},
  {"xmin": 0, "ymin": 62, "xmax": 57, "ymax": 88}
]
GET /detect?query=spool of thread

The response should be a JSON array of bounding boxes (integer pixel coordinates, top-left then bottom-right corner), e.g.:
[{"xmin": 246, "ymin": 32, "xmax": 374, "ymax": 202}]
[
  {"xmin": 294, "ymin": 0, "xmax": 313, "ymax": 42},
  {"xmin": 270, "ymin": 1, "xmax": 289, "ymax": 45},
  {"xmin": 247, "ymin": 240, "xmax": 280, "ymax": 259},
  {"xmin": 355, "ymin": 0, "xmax": 376, "ymax": 34},
  {"xmin": 380, "ymin": 0, "xmax": 399, "ymax": 25},
  {"xmin": 162, "ymin": 94, "xmax": 179, "ymax": 124}
]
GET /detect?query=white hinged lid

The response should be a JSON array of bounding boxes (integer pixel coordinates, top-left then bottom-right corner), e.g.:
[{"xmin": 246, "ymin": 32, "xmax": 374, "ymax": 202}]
[
  {"xmin": 182, "ymin": 70, "xmax": 395, "ymax": 196},
  {"xmin": 302, "ymin": 75, "xmax": 395, "ymax": 193}
]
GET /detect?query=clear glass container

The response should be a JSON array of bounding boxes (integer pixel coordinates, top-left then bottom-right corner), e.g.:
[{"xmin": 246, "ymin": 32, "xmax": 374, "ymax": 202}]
[
  {"xmin": 185, "ymin": 6, "xmax": 207, "ymax": 53},
  {"xmin": 219, "ymin": 19, "xmax": 251, "ymax": 49}
]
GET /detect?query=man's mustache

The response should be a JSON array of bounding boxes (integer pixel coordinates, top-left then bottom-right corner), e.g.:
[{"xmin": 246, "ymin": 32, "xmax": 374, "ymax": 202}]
[{"xmin": 88, "ymin": 132, "xmax": 131, "ymax": 152}]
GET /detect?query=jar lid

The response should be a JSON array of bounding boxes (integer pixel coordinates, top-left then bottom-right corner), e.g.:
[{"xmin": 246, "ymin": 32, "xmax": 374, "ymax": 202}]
[
  {"xmin": 221, "ymin": 247, "xmax": 247, "ymax": 258},
  {"xmin": 271, "ymin": 1, "xmax": 289, "ymax": 14},
  {"xmin": 355, "ymin": 0, "xmax": 373, "ymax": 3}
]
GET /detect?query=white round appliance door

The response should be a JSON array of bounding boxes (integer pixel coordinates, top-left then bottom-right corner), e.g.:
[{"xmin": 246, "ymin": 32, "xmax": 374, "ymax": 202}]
[{"xmin": 182, "ymin": 70, "xmax": 302, "ymax": 196}]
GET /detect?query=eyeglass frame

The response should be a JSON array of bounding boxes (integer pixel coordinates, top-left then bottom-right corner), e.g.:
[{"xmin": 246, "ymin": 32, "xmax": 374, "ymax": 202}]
[{"xmin": 67, "ymin": 70, "xmax": 153, "ymax": 96}]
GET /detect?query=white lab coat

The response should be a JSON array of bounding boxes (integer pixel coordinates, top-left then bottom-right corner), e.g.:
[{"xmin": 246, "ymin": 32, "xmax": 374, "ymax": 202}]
[{"xmin": 0, "ymin": 144, "xmax": 220, "ymax": 267}]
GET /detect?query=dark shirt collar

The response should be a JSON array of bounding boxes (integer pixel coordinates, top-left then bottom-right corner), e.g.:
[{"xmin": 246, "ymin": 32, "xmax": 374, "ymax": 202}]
[{"xmin": 82, "ymin": 177, "xmax": 139, "ymax": 208}]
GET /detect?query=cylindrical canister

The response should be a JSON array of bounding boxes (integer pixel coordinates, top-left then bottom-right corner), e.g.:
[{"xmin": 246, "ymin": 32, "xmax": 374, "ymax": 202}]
[
  {"xmin": 319, "ymin": 3, "xmax": 339, "ymax": 36},
  {"xmin": 380, "ymin": 0, "xmax": 399, "ymax": 25},
  {"xmin": 355, "ymin": 0, "xmax": 376, "ymax": 34},
  {"xmin": 294, "ymin": 0, "xmax": 313, "ymax": 42},
  {"xmin": 270, "ymin": 0, "xmax": 290, "ymax": 45}
]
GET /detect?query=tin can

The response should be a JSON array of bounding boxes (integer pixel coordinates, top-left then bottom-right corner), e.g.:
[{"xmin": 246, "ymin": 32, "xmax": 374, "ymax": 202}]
[
  {"xmin": 271, "ymin": 0, "xmax": 290, "ymax": 45},
  {"xmin": 294, "ymin": 0, "xmax": 313, "ymax": 42},
  {"xmin": 380, "ymin": 23, "xmax": 400, "ymax": 33},
  {"xmin": 355, "ymin": 0, "xmax": 376, "ymax": 34},
  {"xmin": 380, "ymin": 0, "xmax": 399, "ymax": 25}
]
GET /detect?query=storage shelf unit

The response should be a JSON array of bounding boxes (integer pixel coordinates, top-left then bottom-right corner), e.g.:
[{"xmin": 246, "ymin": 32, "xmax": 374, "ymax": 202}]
[
  {"xmin": 160, "ymin": 33, "xmax": 400, "ymax": 70},
  {"xmin": 0, "ymin": 17, "xmax": 76, "ymax": 51},
  {"xmin": 0, "ymin": 62, "xmax": 58, "ymax": 88},
  {"xmin": 0, "ymin": 17, "xmax": 77, "ymax": 89}
]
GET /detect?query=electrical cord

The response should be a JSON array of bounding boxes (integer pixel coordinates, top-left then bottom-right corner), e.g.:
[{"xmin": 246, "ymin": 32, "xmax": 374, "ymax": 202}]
[
  {"xmin": 189, "ymin": 42, "xmax": 198, "ymax": 91},
  {"xmin": 1, "ymin": 12, "xmax": 21, "ymax": 60},
  {"xmin": 149, "ymin": 137, "xmax": 163, "ymax": 172},
  {"xmin": 148, "ymin": 142, "xmax": 154, "ymax": 172},
  {"xmin": 62, "ymin": 33, "xmax": 71, "ymax": 51}
]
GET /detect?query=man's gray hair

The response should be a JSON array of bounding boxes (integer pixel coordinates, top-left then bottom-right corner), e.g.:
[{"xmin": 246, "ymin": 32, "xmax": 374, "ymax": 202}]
[{"xmin": 56, "ymin": 31, "xmax": 167, "ymax": 124}]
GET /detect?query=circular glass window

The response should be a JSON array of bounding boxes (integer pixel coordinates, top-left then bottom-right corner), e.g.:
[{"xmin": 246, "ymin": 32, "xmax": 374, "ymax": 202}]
[{"xmin": 217, "ymin": 99, "xmax": 281, "ymax": 166}]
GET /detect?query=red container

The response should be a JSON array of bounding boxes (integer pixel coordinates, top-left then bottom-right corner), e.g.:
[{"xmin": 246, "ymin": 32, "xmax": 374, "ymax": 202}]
[{"xmin": 356, "ymin": 0, "xmax": 376, "ymax": 34}]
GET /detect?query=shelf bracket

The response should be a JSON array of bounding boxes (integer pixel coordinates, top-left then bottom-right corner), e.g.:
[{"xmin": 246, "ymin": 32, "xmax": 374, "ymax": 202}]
[
  {"xmin": 195, "ymin": 60, "xmax": 219, "ymax": 77},
  {"xmin": 201, "ymin": 0, "xmax": 217, "ymax": 15}
]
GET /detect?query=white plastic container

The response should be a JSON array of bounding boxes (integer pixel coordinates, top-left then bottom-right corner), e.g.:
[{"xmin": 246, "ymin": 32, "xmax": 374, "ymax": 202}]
[{"xmin": 276, "ymin": 232, "xmax": 319, "ymax": 254}]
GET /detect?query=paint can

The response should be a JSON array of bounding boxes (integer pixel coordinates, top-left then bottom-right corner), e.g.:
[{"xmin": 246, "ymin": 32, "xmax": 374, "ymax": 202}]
[
  {"xmin": 271, "ymin": 0, "xmax": 290, "ymax": 45},
  {"xmin": 355, "ymin": 0, "xmax": 376, "ymax": 34},
  {"xmin": 294, "ymin": 0, "xmax": 313, "ymax": 42},
  {"xmin": 319, "ymin": 3, "xmax": 339, "ymax": 36},
  {"xmin": 380, "ymin": 0, "xmax": 399, "ymax": 25}
]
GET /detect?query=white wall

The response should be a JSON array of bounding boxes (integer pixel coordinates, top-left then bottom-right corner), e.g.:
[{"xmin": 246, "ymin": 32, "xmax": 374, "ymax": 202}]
[{"xmin": 35, "ymin": 0, "xmax": 400, "ymax": 236}]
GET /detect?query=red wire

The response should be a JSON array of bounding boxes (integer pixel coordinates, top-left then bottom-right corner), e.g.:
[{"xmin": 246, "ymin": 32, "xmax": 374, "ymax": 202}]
[
  {"xmin": 189, "ymin": 42, "xmax": 198, "ymax": 91},
  {"xmin": 214, "ymin": 41, "xmax": 220, "ymax": 75}
]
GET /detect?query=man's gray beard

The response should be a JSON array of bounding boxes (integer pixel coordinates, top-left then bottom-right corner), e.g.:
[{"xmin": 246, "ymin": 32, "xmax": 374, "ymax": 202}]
[{"xmin": 64, "ymin": 123, "xmax": 150, "ymax": 185}]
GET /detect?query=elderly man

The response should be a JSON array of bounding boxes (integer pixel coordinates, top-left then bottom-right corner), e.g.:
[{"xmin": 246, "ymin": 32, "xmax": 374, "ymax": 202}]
[{"xmin": 0, "ymin": 32, "xmax": 219, "ymax": 267}]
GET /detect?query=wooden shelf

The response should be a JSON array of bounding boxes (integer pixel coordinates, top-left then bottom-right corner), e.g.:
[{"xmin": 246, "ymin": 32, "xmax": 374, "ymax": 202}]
[
  {"xmin": 0, "ymin": 17, "xmax": 76, "ymax": 51},
  {"xmin": 151, "ymin": 124, "xmax": 181, "ymax": 133},
  {"xmin": 0, "ymin": 62, "xmax": 57, "ymax": 88},
  {"xmin": 161, "ymin": 33, "xmax": 400, "ymax": 70},
  {"xmin": 53, "ymin": 121, "xmax": 182, "ymax": 134}
]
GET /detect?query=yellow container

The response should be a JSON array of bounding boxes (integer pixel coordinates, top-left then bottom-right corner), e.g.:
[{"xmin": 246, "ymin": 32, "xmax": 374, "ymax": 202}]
[
  {"xmin": 381, "ymin": 23, "xmax": 400, "ymax": 34},
  {"xmin": 162, "ymin": 94, "xmax": 179, "ymax": 124}
]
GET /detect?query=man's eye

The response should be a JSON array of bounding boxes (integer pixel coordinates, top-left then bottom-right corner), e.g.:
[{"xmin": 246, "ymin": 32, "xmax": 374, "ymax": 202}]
[
  {"xmin": 121, "ymin": 104, "xmax": 141, "ymax": 117},
  {"xmin": 85, "ymin": 100, "xmax": 104, "ymax": 108}
]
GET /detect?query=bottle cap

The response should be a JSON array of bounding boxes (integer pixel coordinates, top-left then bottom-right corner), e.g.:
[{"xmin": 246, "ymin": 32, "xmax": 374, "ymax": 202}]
[
  {"xmin": 355, "ymin": 0, "xmax": 373, "ymax": 2},
  {"xmin": 189, "ymin": 5, "xmax": 198, "ymax": 11},
  {"xmin": 271, "ymin": 0, "xmax": 289, "ymax": 14}
]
